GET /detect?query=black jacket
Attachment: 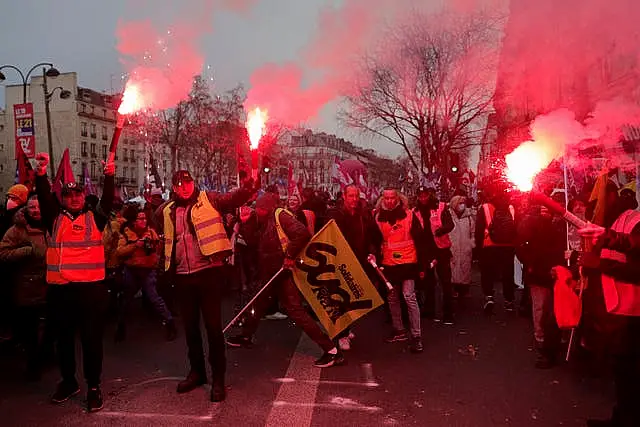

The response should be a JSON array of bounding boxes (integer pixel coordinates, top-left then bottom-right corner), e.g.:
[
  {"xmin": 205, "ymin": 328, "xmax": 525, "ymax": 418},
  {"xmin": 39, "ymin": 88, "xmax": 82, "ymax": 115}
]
[
  {"xmin": 516, "ymin": 208, "xmax": 565, "ymax": 287},
  {"xmin": 413, "ymin": 204, "xmax": 454, "ymax": 263},
  {"xmin": 599, "ymin": 222, "xmax": 640, "ymax": 285},
  {"xmin": 242, "ymin": 209, "xmax": 311, "ymax": 280},
  {"xmin": 36, "ymin": 174, "xmax": 114, "ymax": 234},
  {"xmin": 330, "ymin": 205, "xmax": 379, "ymax": 264}
]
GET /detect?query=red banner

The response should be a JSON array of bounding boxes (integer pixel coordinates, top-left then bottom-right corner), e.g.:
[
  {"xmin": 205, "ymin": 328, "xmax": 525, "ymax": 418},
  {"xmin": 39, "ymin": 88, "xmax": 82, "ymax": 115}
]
[{"xmin": 14, "ymin": 103, "xmax": 36, "ymax": 159}]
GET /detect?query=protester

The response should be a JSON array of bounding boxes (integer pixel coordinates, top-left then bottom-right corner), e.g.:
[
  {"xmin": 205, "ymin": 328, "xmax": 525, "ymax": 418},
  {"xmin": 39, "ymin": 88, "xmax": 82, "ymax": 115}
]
[
  {"xmin": 413, "ymin": 187, "xmax": 454, "ymax": 324},
  {"xmin": 449, "ymin": 195, "xmax": 475, "ymax": 298},
  {"xmin": 227, "ymin": 193, "xmax": 345, "ymax": 367},
  {"xmin": 102, "ymin": 198, "xmax": 125, "ymax": 315},
  {"xmin": 115, "ymin": 204, "xmax": 176, "ymax": 342},
  {"xmin": 0, "ymin": 195, "xmax": 51, "ymax": 380},
  {"xmin": 35, "ymin": 152, "xmax": 113, "ymax": 413},
  {"xmin": 579, "ymin": 207, "xmax": 640, "ymax": 427},
  {"xmin": 144, "ymin": 187, "xmax": 165, "ymax": 233},
  {"xmin": 330, "ymin": 184, "xmax": 379, "ymax": 351},
  {"xmin": 516, "ymin": 203, "xmax": 565, "ymax": 368},
  {"xmin": 374, "ymin": 188, "xmax": 423, "ymax": 353},
  {"xmin": 159, "ymin": 170, "xmax": 256, "ymax": 402},
  {"xmin": 1, "ymin": 184, "xmax": 29, "ymax": 238},
  {"xmin": 475, "ymin": 185, "xmax": 517, "ymax": 314},
  {"xmin": 287, "ymin": 194, "xmax": 315, "ymax": 236}
]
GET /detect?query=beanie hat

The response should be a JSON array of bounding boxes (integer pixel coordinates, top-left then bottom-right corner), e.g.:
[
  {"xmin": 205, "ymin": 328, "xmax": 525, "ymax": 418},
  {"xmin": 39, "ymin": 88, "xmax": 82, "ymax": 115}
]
[
  {"xmin": 7, "ymin": 184, "xmax": 29, "ymax": 205},
  {"xmin": 255, "ymin": 193, "xmax": 278, "ymax": 212}
]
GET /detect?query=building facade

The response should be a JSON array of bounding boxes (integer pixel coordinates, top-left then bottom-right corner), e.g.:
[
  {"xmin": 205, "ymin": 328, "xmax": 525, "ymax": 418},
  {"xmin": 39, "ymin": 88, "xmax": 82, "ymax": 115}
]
[{"xmin": 0, "ymin": 72, "xmax": 174, "ymax": 196}]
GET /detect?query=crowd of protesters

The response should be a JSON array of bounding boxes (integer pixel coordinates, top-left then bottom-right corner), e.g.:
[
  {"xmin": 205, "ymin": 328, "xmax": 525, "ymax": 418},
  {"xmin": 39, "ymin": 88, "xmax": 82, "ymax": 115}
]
[{"xmin": 0, "ymin": 156, "xmax": 638, "ymax": 427}]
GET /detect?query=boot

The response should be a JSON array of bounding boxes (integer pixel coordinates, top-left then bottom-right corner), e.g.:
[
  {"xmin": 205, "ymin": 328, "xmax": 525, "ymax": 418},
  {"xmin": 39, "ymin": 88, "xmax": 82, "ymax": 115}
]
[
  {"xmin": 210, "ymin": 379, "xmax": 226, "ymax": 402},
  {"xmin": 176, "ymin": 371, "xmax": 207, "ymax": 394}
]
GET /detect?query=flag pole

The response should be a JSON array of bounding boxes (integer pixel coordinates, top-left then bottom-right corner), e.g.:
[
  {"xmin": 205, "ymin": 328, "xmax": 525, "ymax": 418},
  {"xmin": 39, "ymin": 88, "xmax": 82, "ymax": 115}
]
[{"xmin": 223, "ymin": 268, "xmax": 284, "ymax": 334}]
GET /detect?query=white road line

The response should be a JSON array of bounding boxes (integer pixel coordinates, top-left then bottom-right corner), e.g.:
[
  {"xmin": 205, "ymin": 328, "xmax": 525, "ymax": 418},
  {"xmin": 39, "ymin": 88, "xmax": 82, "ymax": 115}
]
[
  {"xmin": 98, "ymin": 411, "xmax": 214, "ymax": 421},
  {"xmin": 273, "ymin": 378, "xmax": 380, "ymax": 388},
  {"xmin": 265, "ymin": 334, "xmax": 321, "ymax": 427},
  {"xmin": 272, "ymin": 401, "xmax": 383, "ymax": 413},
  {"xmin": 361, "ymin": 362, "xmax": 376, "ymax": 385}
]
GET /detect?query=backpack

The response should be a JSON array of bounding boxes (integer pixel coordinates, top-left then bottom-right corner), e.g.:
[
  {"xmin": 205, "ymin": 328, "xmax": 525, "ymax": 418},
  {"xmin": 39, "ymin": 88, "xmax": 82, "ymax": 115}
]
[{"xmin": 487, "ymin": 205, "xmax": 516, "ymax": 245}]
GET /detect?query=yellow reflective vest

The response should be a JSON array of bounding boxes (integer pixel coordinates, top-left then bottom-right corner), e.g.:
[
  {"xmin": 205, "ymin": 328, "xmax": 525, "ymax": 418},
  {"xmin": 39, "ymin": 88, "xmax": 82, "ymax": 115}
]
[{"xmin": 162, "ymin": 191, "xmax": 231, "ymax": 271}]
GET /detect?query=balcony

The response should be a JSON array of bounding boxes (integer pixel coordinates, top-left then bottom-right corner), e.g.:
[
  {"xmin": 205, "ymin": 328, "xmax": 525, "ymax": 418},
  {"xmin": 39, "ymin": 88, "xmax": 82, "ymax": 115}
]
[
  {"xmin": 102, "ymin": 134, "xmax": 108, "ymax": 141},
  {"xmin": 81, "ymin": 131, "xmax": 88, "ymax": 137},
  {"xmin": 81, "ymin": 151, "xmax": 88, "ymax": 157},
  {"xmin": 90, "ymin": 133, "xmax": 97, "ymax": 139},
  {"xmin": 91, "ymin": 152, "xmax": 97, "ymax": 158}
]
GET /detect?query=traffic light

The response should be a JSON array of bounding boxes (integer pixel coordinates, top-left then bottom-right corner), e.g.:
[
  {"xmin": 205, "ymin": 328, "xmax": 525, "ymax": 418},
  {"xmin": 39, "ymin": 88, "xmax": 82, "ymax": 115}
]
[{"xmin": 449, "ymin": 152, "xmax": 460, "ymax": 174}]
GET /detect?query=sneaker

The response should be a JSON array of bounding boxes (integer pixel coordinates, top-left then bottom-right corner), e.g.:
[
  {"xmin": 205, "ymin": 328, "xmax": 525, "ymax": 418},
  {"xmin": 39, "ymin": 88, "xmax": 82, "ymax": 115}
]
[
  {"xmin": 264, "ymin": 312, "xmax": 288, "ymax": 320},
  {"xmin": 348, "ymin": 331, "xmax": 355, "ymax": 340},
  {"xmin": 504, "ymin": 301, "xmax": 516, "ymax": 313},
  {"xmin": 314, "ymin": 351, "xmax": 345, "ymax": 368},
  {"xmin": 51, "ymin": 381, "xmax": 80, "ymax": 404},
  {"xmin": 176, "ymin": 371, "xmax": 207, "ymax": 394},
  {"xmin": 86, "ymin": 387, "xmax": 104, "ymax": 413},
  {"xmin": 410, "ymin": 336, "xmax": 424, "ymax": 353},
  {"xmin": 385, "ymin": 330, "xmax": 409, "ymax": 343},
  {"xmin": 163, "ymin": 319, "xmax": 178, "ymax": 341},
  {"xmin": 226, "ymin": 335, "xmax": 252, "ymax": 348},
  {"xmin": 483, "ymin": 297, "xmax": 495, "ymax": 315},
  {"xmin": 338, "ymin": 337, "xmax": 351, "ymax": 351}
]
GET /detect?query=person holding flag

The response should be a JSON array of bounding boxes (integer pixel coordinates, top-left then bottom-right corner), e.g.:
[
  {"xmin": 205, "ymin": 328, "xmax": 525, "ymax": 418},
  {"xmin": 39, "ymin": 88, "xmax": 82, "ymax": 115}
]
[
  {"xmin": 34, "ymin": 152, "xmax": 114, "ymax": 413},
  {"xmin": 226, "ymin": 193, "xmax": 344, "ymax": 368}
]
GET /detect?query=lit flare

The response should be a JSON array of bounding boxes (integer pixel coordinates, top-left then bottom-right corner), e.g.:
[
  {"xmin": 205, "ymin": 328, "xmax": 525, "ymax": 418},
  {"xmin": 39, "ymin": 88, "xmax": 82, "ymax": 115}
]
[
  {"xmin": 246, "ymin": 107, "xmax": 268, "ymax": 150},
  {"xmin": 505, "ymin": 140, "xmax": 555, "ymax": 192},
  {"xmin": 118, "ymin": 81, "xmax": 143, "ymax": 115}
]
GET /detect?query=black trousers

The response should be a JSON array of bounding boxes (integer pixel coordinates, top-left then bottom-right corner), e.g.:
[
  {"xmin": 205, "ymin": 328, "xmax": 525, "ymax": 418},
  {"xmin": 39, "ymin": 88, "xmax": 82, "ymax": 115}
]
[
  {"xmin": 13, "ymin": 304, "xmax": 53, "ymax": 373},
  {"xmin": 175, "ymin": 267, "xmax": 225, "ymax": 383},
  {"xmin": 241, "ymin": 271, "xmax": 335, "ymax": 352},
  {"xmin": 480, "ymin": 246, "xmax": 515, "ymax": 302},
  {"xmin": 47, "ymin": 282, "xmax": 108, "ymax": 387},
  {"xmin": 611, "ymin": 317, "xmax": 640, "ymax": 427}
]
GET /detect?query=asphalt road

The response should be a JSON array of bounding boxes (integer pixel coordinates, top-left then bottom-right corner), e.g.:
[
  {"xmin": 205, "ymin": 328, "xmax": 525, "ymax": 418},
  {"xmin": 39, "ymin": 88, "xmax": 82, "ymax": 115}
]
[{"xmin": 0, "ymin": 280, "xmax": 613, "ymax": 427}]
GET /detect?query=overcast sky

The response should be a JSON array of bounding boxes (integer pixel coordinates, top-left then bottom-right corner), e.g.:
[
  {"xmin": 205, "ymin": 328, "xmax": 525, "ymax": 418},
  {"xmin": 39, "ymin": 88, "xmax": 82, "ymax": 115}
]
[{"xmin": 0, "ymin": 0, "xmax": 401, "ymax": 156}]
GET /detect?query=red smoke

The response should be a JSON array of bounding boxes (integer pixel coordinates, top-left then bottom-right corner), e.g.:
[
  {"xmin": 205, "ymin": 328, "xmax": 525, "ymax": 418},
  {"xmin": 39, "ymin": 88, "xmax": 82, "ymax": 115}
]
[{"xmin": 116, "ymin": 0, "xmax": 257, "ymax": 111}]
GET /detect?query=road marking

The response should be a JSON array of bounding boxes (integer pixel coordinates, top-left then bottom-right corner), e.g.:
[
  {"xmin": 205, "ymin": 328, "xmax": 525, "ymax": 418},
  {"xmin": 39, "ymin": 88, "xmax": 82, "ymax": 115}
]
[
  {"xmin": 273, "ymin": 378, "xmax": 380, "ymax": 388},
  {"xmin": 265, "ymin": 334, "xmax": 321, "ymax": 427},
  {"xmin": 362, "ymin": 362, "xmax": 376, "ymax": 385},
  {"xmin": 272, "ymin": 401, "xmax": 383, "ymax": 413},
  {"xmin": 99, "ymin": 411, "xmax": 214, "ymax": 421}
]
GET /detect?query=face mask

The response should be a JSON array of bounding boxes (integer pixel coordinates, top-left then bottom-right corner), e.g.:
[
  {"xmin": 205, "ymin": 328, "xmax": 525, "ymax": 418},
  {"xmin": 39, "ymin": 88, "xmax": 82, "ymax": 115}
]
[
  {"xmin": 457, "ymin": 204, "xmax": 466, "ymax": 213},
  {"xmin": 6, "ymin": 199, "xmax": 19, "ymax": 211}
]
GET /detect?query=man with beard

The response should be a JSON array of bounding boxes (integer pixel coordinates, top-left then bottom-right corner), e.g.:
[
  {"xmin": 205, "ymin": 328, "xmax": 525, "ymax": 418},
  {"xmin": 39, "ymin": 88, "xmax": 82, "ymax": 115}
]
[
  {"xmin": 35, "ymin": 152, "xmax": 114, "ymax": 413},
  {"xmin": 374, "ymin": 188, "xmax": 424, "ymax": 353},
  {"xmin": 330, "ymin": 184, "xmax": 379, "ymax": 350},
  {"xmin": 226, "ymin": 193, "xmax": 344, "ymax": 367},
  {"xmin": 413, "ymin": 187, "xmax": 454, "ymax": 324},
  {"xmin": 159, "ymin": 170, "xmax": 256, "ymax": 402}
]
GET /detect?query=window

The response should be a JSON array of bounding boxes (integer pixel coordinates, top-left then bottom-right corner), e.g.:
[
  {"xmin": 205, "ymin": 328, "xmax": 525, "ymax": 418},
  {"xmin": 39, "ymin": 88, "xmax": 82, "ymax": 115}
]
[
  {"xmin": 130, "ymin": 168, "xmax": 136, "ymax": 179},
  {"xmin": 81, "ymin": 122, "xmax": 88, "ymax": 137},
  {"xmin": 130, "ymin": 149, "xmax": 136, "ymax": 162},
  {"xmin": 0, "ymin": 164, "xmax": 3, "ymax": 172},
  {"xmin": 90, "ymin": 143, "xmax": 96, "ymax": 158},
  {"xmin": 0, "ymin": 144, "xmax": 4, "ymax": 151},
  {"xmin": 81, "ymin": 141, "xmax": 88, "ymax": 156},
  {"xmin": 103, "ymin": 109, "xmax": 107, "ymax": 118},
  {"xmin": 91, "ymin": 162, "xmax": 97, "ymax": 179},
  {"xmin": 163, "ymin": 160, "xmax": 167, "ymax": 173},
  {"xmin": 101, "ymin": 126, "xmax": 107, "ymax": 141},
  {"xmin": 90, "ymin": 124, "xmax": 97, "ymax": 138},
  {"xmin": 101, "ymin": 145, "xmax": 107, "ymax": 160},
  {"xmin": 123, "ymin": 167, "xmax": 128, "ymax": 180},
  {"xmin": 123, "ymin": 149, "xmax": 128, "ymax": 161},
  {"xmin": 80, "ymin": 104, "xmax": 86, "ymax": 113}
]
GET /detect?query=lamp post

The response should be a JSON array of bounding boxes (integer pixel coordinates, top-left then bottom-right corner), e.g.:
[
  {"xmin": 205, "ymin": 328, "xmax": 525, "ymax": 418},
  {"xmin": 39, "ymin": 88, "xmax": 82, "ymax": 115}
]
[
  {"xmin": 43, "ymin": 68, "xmax": 71, "ymax": 178},
  {"xmin": 0, "ymin": 63, "xmax": 63, "ymax": 179}
]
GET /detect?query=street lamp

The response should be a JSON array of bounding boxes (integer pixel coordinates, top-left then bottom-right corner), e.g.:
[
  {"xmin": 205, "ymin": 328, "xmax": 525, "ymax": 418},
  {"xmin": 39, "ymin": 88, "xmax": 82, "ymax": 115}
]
[
  {"xmin": 0, "ymin": 62, "xmax": 62, "ymax": 179},
  {"xmin": 43, "ymin": 68, "xmax": 72, "ymax": 178}
]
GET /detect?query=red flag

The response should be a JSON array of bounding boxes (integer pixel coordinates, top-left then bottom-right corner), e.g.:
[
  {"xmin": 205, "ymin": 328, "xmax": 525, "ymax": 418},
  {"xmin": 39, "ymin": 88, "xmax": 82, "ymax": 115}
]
[{"xmin": 52, "ymin": 148, "xmax": 75, "ymax": 200}]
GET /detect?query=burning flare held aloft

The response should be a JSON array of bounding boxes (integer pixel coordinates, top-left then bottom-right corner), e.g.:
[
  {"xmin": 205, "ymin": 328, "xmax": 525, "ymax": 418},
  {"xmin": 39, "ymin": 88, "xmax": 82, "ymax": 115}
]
[
  {"xmin": 505, "ymin": 140, "xmax": 559, "ymax": 193},
  {"xmin": 246, "ymin": 107, "xmax": 268, "ymax": 150}
]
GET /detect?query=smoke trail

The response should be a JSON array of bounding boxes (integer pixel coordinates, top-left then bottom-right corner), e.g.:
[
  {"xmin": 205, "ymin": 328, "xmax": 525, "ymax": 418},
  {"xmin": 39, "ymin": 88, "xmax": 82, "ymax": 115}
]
[{"xmin": 116, "ymin": 0, "xmax": 258, "ymax": 110}]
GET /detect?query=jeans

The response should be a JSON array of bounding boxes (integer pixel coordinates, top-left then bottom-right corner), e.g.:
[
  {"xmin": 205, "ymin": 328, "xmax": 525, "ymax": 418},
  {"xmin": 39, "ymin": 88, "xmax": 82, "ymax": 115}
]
[
  {"xmin": 388, "ymin": 279, "xmax": 421, "ymax": 338},
  {"xmin": 480, "ymin": 246, "xmax": 515, "ymax": 302},
  {"xmin": 175, "ymin": 268, "xmax": 226, "ymax": 383},
  {"xmin": 120, "ymin": 266, "xmax": 172, "ymax": 324},
  {"xmin": 47, "ymin": 282, "xmax": 108, "ymax": 387},
  {"xmin": 529, "ymin": 285, "xmax": 559, "ymax": 352},
  {"xmin": 241, "ymin": 270, "xmax": 335, "ymax": 352}
]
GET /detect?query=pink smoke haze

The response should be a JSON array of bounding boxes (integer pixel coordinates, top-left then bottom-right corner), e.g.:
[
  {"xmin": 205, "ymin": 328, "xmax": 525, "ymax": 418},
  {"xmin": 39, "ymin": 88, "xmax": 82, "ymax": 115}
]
[{"xmin": 116, "ymin": 0, "xmax": 258, "ymax": 112}]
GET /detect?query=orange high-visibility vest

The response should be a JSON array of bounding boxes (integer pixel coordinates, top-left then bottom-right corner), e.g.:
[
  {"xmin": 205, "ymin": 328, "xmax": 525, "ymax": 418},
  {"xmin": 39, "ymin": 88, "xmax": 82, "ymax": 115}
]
[
  {"xmin": 601, "ymin": 209, "xmax": 640, "ymax": 316},
  {"xmin": 482, "ymin": 203, "xmax": 515, "ymax": 247},
  {"xmin": 46, "ymin": 211, "xmax": 105, "ymax": 284},
  {"xmin": 414, "ymin": 203, "xmax": 451, "ymax": 249},
  {"xmin": 377, "ymin": 209, "xmax": 417, "ymax": 266}
]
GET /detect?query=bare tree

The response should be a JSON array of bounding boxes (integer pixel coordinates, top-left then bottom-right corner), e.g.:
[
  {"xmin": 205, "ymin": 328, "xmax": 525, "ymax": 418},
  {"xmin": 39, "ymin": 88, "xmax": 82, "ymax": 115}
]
[{"xmin": 341, "ymin": 8, "xmax": 504, "ymax": 177}]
